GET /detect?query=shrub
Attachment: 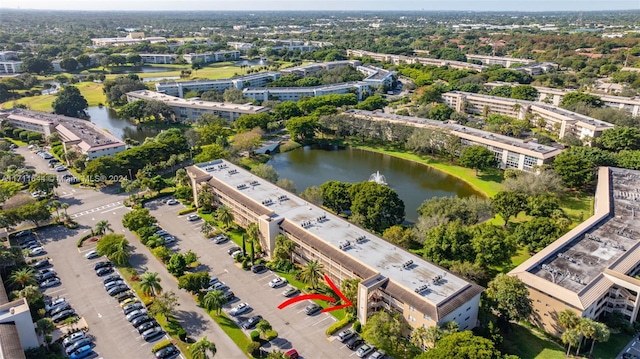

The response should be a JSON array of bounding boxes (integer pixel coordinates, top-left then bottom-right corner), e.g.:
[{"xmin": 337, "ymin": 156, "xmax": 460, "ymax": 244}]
[
  {"xmin": 178, "ymin": 208, "xmax": 196, "ymax": 216},
  {"xmin": 152, "ymin": 246, "xmax": 172, "ymax": 262},
  {"xmin": 246, "ymin": 341, "xmax": 260, "ymax": 356},
  {"xmin": 353, "ymin": 321, "xmax": 361, "ymax": 333},
  {"xmin": 151, "ymin": 340, "xmax": 172, "ymax": 353},
  {"xmin": 326, "ymin": 315, "xmax": 354, "ymax": 336},
  {"xmin": 241, "ymin": 258, "xmax": 250, "ymax": 270},
  {"xmin": 177, "ymin": 328, "xmax": 187, "ymax": 341},
  {"xmin": 264, "ymin": 330, "xmax": 278, "ymax": 341},
  {"xmin": 250, "ymin": 330, "xmax": 260, "ymax": 342},
  {"xmin": 76, "ymin": 233, "xmax": 94, "ymax": 247}
]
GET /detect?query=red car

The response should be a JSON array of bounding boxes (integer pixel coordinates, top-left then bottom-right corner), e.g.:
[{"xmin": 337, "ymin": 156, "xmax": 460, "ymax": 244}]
[{"xmin": 285, "ymin": 349, "xmax": 299, "ymax": 359}]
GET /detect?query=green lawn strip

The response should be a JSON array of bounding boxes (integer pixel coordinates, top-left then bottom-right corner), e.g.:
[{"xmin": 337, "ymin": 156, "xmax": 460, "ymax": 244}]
[
  {"xmin": 502, "ymin": 324, "xmax": 566, "ymax": 359},
  {"xmin": 3, "ymin": 82, "xmax": 106, "ymax": 110},
  {"xmin": 154, "ymin": 315, "xmax": 194, "ymax": 359},
  {"xmin": 591, "ymin": 331, "xmax": 631, "ymax": 359},
  {"xmin": 355, "ymin": 145, "xmax": 504, "ymax": 197},
  {"xmin": 206, "ymin": 310, "xmax": 252, "ymax": 357}
]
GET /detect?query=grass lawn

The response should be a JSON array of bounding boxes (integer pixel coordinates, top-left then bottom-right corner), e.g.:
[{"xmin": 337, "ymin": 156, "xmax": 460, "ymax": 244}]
[
  {"xmin": 591, "ymin": 332, "xmax": 632, "ymax": 359},
  {"xmin": 207, "ymin": 311, "xmax": 252, "ymax": 357},
  {"xmin": 502, "ymin": 324, "xmax": 566, "ymax": 359},
  {"xmin": 2, "ymin": 82, "xmax": 106, "ymax": 111}
]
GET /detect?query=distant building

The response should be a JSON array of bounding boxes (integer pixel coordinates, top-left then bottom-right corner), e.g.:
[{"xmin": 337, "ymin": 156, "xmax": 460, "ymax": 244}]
[
  {"xmin": 182, "ymin": 51, "xmax": 240, "ymax": 64},
  {"xmin": 2, "ymin": 110, "xmax": 126, "ymax": 160},
  {"xmin": 346, "ymin": 109, "xmax": 561, "ymax": 172},
  {"xmin": 139, "ymin": 54, "xmax": 178, "ymax": 64},
  {"xmin": 227, "ymin": 42, "xmax": 255, "ymax": 52},
  {"xmin": 243, "ymin": 81, "xmax": 372, "ymax": 102},
  {"xmin": 347, "ymin": 49, "xmax": 487, "ymax": 72},
  {"xmin": 510, "ymin": 167, "xmax": 640, "ymax": 336},
  {"xmin": 466, "ymin": 54, "xmax": 536, "ymax": 67},
  {"xmin": 280, "ymin": 60, "xmax": 361, "ymax": 76},
  {"xmin": 186, "ymin": 159, "xmax": 483, "ymax": 337},
  {"xmin": 0, "ymin": 61, "xmax": 22, "ymax": 74},
  {"xmin": 0, "ymin": 52, "xmax": 18, "ymax": 62},
  {"xmin": 155, "ymin": 72, "xmax": 281, "ymax": 98},
  {"xmin": 442, "ymin": 91, "xmax": 615, "ymax": 142},
  {"xmin": 91, "ymin": 32, "xmax": 166, "ymax": 47},
  {"xmin": 126, "ymin": 90, "xmax": 270, "ymax": 121}
]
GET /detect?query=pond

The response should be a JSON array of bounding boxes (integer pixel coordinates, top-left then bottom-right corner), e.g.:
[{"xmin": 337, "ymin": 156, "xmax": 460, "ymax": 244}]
[
  {"xmin": 268, "ymin": 145, "xmax": 483, "ymax": 223},
  {"xmin": 85, "ymin": 107, "xmax": 160, "ymax": 143},
  {"xmin": 234, "ymin": 59, "xmax": 268, "ymax": 67},
  {"xmin": 108, "ymin": 66, "xmax": 183, "ymax": 74}
]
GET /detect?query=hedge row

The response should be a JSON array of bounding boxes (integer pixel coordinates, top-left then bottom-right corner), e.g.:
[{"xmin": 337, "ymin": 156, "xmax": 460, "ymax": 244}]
[{"xmin": 326, "ymin": 314, "xmax": 354, "ymax": 336}]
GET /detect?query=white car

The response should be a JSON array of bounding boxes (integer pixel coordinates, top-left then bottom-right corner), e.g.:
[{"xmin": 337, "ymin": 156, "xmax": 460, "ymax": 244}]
[
  {"xmin": 40, "ymin": 277, "xmax": 61, "ymax": 288},
  {"xmin": 126, "ymin": 309, "xmax": 148, "ymax": 322},
  {"xmin": 54, "ymin": 165, "xmax": 67, "ymax": 172},
  {"xmin": 163, "ymin": 235, "xmax": 177, "ymax": 244},
  {"xmin": 166, "ymin": 199, "xmax": 179, "ymax": 205},
  {"xmin": 30, "ymin": 247, "xmax": 46, "ymax": 256},
  {"xmin": 229, "ymin": 303, "xmax": 250, "ymax": 316},
  {"xmin": 356, "ymin": 344, "xmax": 375, "ymax": 358},
  {"xmin": 85, "ymin": 250, "xmax": 98, "ymax": 259},
  {"xmin": 269, "ymin": 277, "xmax": 287, "ymax": 288},
  {"xmin": 104, "ymin": 280, "xmax": 124, "ymax": 290},
  {"xmin": 62, "ymin": 331, "xmax": 86, "ymax": 347},
  {"xmin": 45, "ymin": 298, "xmax": 67, "ymax": 312},
  {"xmin": 187, "ymin": 214, "xmax": 200, "ymax": 221}
]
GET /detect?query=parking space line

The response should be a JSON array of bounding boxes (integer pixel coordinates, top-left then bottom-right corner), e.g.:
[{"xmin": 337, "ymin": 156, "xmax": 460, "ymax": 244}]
[{"xmin": 311, "ymin": 315, "xmax": 333, "ymax": 326}]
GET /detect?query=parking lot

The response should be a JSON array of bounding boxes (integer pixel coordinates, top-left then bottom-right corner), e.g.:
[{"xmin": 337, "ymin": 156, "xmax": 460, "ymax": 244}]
[{"xmin": 148, "ymin": 199, "xmax": 361, "ymax": 358}]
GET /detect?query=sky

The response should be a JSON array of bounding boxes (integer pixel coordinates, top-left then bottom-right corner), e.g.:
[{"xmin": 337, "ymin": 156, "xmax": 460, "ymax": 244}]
[{"xmin": 1, "ymin": 0, "xmax": 639, "ymax": 11}]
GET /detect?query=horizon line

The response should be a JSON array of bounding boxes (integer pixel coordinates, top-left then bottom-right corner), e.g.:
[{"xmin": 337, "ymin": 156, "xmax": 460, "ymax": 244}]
[{"xmin": 2, "ymin": 8, "xmax": 639, "ymax": 13}]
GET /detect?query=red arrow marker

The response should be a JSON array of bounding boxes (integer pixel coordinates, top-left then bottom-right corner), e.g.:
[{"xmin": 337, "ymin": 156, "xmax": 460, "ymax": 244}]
[{"xmin": 277, "ymin": 274, "xmax": 354, "ymax": 313}]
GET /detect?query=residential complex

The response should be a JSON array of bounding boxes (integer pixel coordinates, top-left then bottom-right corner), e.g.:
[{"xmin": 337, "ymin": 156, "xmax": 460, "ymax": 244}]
[
  {"xmin": 509, "ymin": 167, "xmax": 640, "ymax": 335},
  {"xmin": 186, "ymin": 159, "xmax": 483, "ymax": 334},
  {"xmin": 242, "ymin": 81, "xmax": 371, "ymax": 102},
  {"xmin": 155, "ymin": 72, "xmax": 281, "ymax": 98},
  {"xmin": 0, "ymin": 277, "xmax": 37, "ymax": 359},
  {"xmin": 182, "ymin": 51, "xmax": 241, "ymax": 64},
  {"xmin": 345, "ymin": 109, "xmax": 561, "ymax": 172},
  {"xmin": 1, "ymin": 110, "xmax": 126, "ymax": 160},
  {"xmin": 139, "ymin": 53, "xmax": 178, "ymax": 64},
  {"xmin": 442, "ymin": 91, "xmax": 615, "ymax": 141},
  {"xmin": 90, "ymin": 32, "xmax": 167, "ymax": 47},
  {"xmin": 346, "ymin": 49, "xmax": 487, "ymax": 72},
  {"xmin": 126, "ymin": 90, "xmax": 270, "ymax": 121},
  {"xmin": 485, "ymin": 81, "xmax": 640, "ymax": 117},
  {"xmin": 465, "ymin": 54, "xmax": 536, "ymax": 67},
  {"xmin": 280, "ymin": 60, "xmax": 362, "ymax": 76},
  {"xmin": 0, "ymin": 51, "xmax": 22, "ymax": 74}
]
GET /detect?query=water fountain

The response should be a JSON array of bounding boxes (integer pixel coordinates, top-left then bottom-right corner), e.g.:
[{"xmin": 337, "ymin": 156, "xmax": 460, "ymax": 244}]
[{"xmin": 368, "ymin": 171, "xmax": 387, "ymax": 185}]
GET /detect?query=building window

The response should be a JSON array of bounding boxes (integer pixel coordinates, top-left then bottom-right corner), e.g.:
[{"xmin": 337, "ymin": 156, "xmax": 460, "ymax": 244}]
[
  {"xmin": 506, "ymin": 152, "xmax": 520, "ymax": 169},
  {"xmin": 409, "ymin": 306, "xmax": 415, "ymax": 311},
  {"xmin": 523, "ymin": 155, "xmax": 537, "ymax": 170}
]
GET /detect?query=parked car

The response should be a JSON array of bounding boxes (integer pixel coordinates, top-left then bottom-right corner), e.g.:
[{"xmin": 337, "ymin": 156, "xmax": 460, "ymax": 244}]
[
  {"xmin": 31, "ymin": 259, "xmax": 50, "ymax": 269},
  {"xmin": 229, "ymin": 303, "xmax": 250, "ymax": 316},
  {"xmin": 54, "ymin": 165, "xmax": 67, "ymax": 172},
  {"xmin": 65, "ymin": 338, "xmax": 93, "ymax": 355},
  {"xmin": 52, "ymin": 309, "xmax": 76, "ymax": 323},
  {"xmin": 85, "ymin": 250, "xmax": 99, "ymax": 259},
  {"xmin": 304, "ymin": 303, "xmax": 322, "ymax": 315},
  {"xmin": 269, "ymin": 277, "xmax": 287, "ymax": 288},
  {"xmin": 227, "ymin": 246, "xmax": 241, "ymax": 255},
  {"xmin": 187, "ymin": 214, "xmax": 200, "ymax": 221},
  {"xmin": 369, "ymin": 350, "xmax": 387, "ymax": 359},
  {"xmin": 45, "ymin": 298, "xmax": 67, "ymax": 312},
  {"xmin": 213, "ymin": 234, "xmax": 229, "ymax": 244},
  {"xmin": 163, "ymin": 235, "xmax": 177, "ymax": 244},
  {"xmin": 93, "ymin": 261, "xmax": 112, "ymax": 270},
  {"xmin": 126, "ymin": 309, "xmax": 148, "ymax": 322},
  {"xmin": 285, "ymin": 349, "xmax": 299, "ymax": 359},
  {"xmin": 142, "ymin": 326, "xmax": 164, "ymax": 341},
  {"xmin": 96, "ymin": 267, "xmax": 114, "ymax": 276},
  {"xmin": 102, "ymin": 274, "xmax": 121, "ymax": 285},
  {"xmin": 136, "ymin": 320, "xmax": 159, "ymax": 334},
  {"xmin": 154, "ymin": 230, "xmax": 168, "ymax": 237},
  {"xmin": 242, "ymin": 315, "xmax": 263, "ymax": 329},
  {"xmin": 49, "ymin": 303, "xmax": 71, "ymax": 316},
  {"xmin": 123, "ymin": 302, "xmax": 144, "ymax": 315},
  {"xmin": 345, "ymin": 335, "xmax": 365, "ymax": 350},
  {"xmin": 62, "ymin": 331, "xmax": 86, "ymax": 347},
  {"xmin": 108, "ymin": 285, "xmax": 129, "ymax": 297},
  {"xmin": 69, "ymin": 344, "xmax": 93, "ymax": 359},
  {"xmin": 225, "ymin": 291, "xmax": 235, "ymax": 301},
  {"xmin": 154, "ymin": 343, "xmax": 180, "ymax": 359},
  {"xmin": 30, "ymin": 247, "xmax": 46, "ymax": 256},
  {"xmin": 337, "ymin": 329, "xmax": 355, "ymax": 342},
  {"xmin": 104, "ymin": 280, "xmax": 124, "ymax": 290},
  {"xmin": 211, "ymin": 282, "xmax": 227, "ymax": 291},
  {"xmin": 20, "ymin": 240, "xmax": 38, "ymax": 249},
  {"xmin": 131, "ymin": 315, "xmax": 153, "ymax": 328},
  {"xmin": 36, "ymin": 271, "xmax": 57, "ymax": 282},
  {"xmin": 356, "ymin": 344, "xmax": 375, "ymax": 358},
  {"xmin": 208, "ymin": 277, "xmax": 219, "ymax": 286},
  {"xmin": 14, "ymin": 230, "xmax": 32, "ymax": 238},
  {"xmin": 166, "ymin": 199, "xmax": 179, "ymax": 205},
  {"xmin": 282, "ymin": 287, "xmax": 299, "ymax": 297},
  {"xmin": 230, "ymin": 249, "xmax": 244, "ymax": 258},
  {"xmin": 118, "ymin": 293, "xmax": 137, "ymax": 305},
  {"xmin": 251, "ymin": 264, "xmax": 267, "ymax": 273},
  {"xmin": 40, "ymin": 277, "xmax": 61, "ymax": 288}
]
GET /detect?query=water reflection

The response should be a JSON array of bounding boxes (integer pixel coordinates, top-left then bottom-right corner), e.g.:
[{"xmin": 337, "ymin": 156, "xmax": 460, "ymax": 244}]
[
  {"xmin": 85, "ymin": 107, "xmax": 160, "ymax": 143},
  {"xmin": 268, "ymin": 145, "xmax": 482, "ymax": 222},
  {"xmin": 234, "ymin": 59, "xmax": 268, "ymax": 67}
]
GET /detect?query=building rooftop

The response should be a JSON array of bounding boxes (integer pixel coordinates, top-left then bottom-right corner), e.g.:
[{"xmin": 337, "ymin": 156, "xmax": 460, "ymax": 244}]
[
  {"xmin": 195, "ymin": 159, "xmax": 479, "ymax": 309},
  {"xmin": 127, "ymin": 90, "xmax": 269, "ymax": 113},
  {"xmin": 245, "ymin": 81, "xmax": 368, "ymax": 93},
  {"xmin": 531, "ymin": 103, "xmax": 615, "ymax": 130},
  {"xmin": 156, "ymin": 72, "xmax": 280, "ymax": 87},
  {"xmin": 345, "ymin": 110, "xmax": 561, "ymax": 158},
  {"xmin": 0, "ymin": 323, "xmax": 26, "ymax": 359}
]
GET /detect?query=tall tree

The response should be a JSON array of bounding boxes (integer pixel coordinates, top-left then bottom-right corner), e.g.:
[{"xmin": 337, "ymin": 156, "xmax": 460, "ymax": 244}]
[
  {"xmin": 190, "ymin": 336, "xmax": 217, "ymax": 359},
  {"xmin": 94, "ymin": 220, "xmax": 113, "ymax": 237},
  {"xmin": 202, "ymin": 290, "xmax": 227, "ymax": 316},
  {"xmin": 140, "ymin": 272, "xmax": 162, "ymax": 297},
  {"xmin": 299, "ymin": 260, "xmax": 324, "ymax": 290},
  {"xmin": 491, "ymin": 191, "xmax": 527, "ymax": 225},
  {"xmin": 9, "ymin": 267, "xmax": 36, "ymax": 289},
  {"xmin": 459, "ymin": 145, "xmax": 497, "ymax": 175},
  {"xmin": 216, "ymin": 206, "xmax": 234, "ymax": 229},
  {"xmin": 349, "ymin": 181, "xmax": 405, "ymax": 233},
  {"xmin": 589, "ymin": 322, "xmax": 610, "ymax": 355},
  {"xmin": 320, "ymin": 181, "xmax": 352, "ymax": 214},
  {"xmin": 485, "ymin": 274, "xmax": 532, "ymax": 324},
  {"xmin": 149, "ymin": 291, "xmax": 179, "ymax": 320},
  {"xmin": 246, "ymin": 223, "xmax": 260, "ymax": 264},
  {"xmin": 562, "ymin": 328, "xmax": 581, "ymax": 357},
  {"xmin": 273, "ymin": 234, "xmax": 296, "ymax": 262},
  {"xmin": 52, "ymin": 86, "xmax": 88, "ymax": 118},
  {"xmin": 418, "ymin": 331, "xmax": 503, "ymax": 359},
  {"xmin": 361, "ymin": 311, "xmax": 409, "ymax": 358}
]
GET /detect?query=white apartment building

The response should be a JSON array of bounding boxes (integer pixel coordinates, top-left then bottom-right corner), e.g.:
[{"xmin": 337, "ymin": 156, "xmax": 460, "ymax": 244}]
[
  {"xmin": 465, "ymin": 54, "xmax": 536, "ymax": 67},
  {"xmin": 182, "ymin": 51, "xmax": 240, "ymax": 64},
  {"xmin": 346, "ymin": 109, "xmax": 561, "ymax": 172},
  {"xmin": 0, "ymin": 52, "xmax": 18, "ymax": 62},
  {"xmin": 227, "ymin": 42, "xmax": 255, "ymax": 51},
  {"xmin": 126, "ymin": 90, "xmax": 269, "ymax": 121},
  {"xmin": 243, "ymin": 81, "xmax": 372, "ymax": 102},
  {"xmin": 156, "ymin": 72, "xmax": 281, "ymax": 98},
  {"xmin": 347, "ymin": 49, "xmax": 487, "ymax": 72},
  {"xmin": 0, "ymin": 277, "xmax": 37, "ymax": 358},
  {"xmin": 0, "ymin": 62, "xmax": 22, "ymax": 74},
  {"xmin": 280, "ymin": 60, "xmax": 362, "ymax": 76},
  {"xmin": 186, "ymin": 159, "xmax": 483, "ymax": 335},
  {"xmin": 139, "ymin": 54, "xmax": 178, "ymax": 64}
]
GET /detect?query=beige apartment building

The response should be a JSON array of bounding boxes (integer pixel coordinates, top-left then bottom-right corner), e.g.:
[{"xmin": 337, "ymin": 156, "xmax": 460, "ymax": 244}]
[
  {"xmin": 186, "ymin": 160, "xmax": 483, "ymax": 336},
  {"xmin": 345, "ymin": 109, "xmax": 561, "ymax": 173},
  {"xmin": 509, "ymin": 167, "xmax": 640, "ymax": 336}
]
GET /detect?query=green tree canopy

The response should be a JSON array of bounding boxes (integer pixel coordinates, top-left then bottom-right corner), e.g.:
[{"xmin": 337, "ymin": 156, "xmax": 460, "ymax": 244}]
[
  {"xmin": 361, "ymin": 311, "xmax": 409, "ymax": 358},
  {"xmin": 349, "ymin": 181, "xmax": 405, "ymax": 233},
  {"xmin": 596, "ymin": 126, "xmax": 640, "ymax": 151},
  {"xmin": 52, "ymin": 86, "xmax": 88, "ymax": 118},
  {"xmin": 417, "ymin": 331, "xmax": 505, "ymax": 359},
  {"xmin": 485, "ymin": 274, "xmax": 532, "ymax": 323},
  {"xmin": 320, "ymin": 180, "xmax": 352, "ymax": 214},
  {"xmin": 459, "ymin": 145, "xmax": 497, "ymax": 175}
]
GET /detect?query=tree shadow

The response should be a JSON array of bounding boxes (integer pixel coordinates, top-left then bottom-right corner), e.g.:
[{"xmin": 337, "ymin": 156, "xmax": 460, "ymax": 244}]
[
  {"xmin": 267, "ymin": 337, "xmax": 292, "ymax": 350},
  {"xmin": 174, "ymin": 309, "xmax": 210, "ymax": 337},
  {"xmin": 128, "ymin": 253, "xmax": 149, "ymax": 268},
  {"xmin": 59, "ymin": 197, "xmax": 84, "ymax": 207}
]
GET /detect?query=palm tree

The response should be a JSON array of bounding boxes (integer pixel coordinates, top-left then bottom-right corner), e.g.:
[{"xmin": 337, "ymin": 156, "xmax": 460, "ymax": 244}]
[
  {"xmin": 410, "ymin": 326, "xmax": 428, "ymax": 350},
  {"xmin": 94, "ymin": 220, "xmax": 113, "ymax": 237},
  {"xmin": 299, "ymin": 260, "xmax": 324, "ymax": 290},
  {"xmin": 109, "ymin": 240, "xmax": 131, "ymax": 266},
  {"xmin": 202, "ymin": 290, "xmax": 227, "ymax": 316},
  {"xmin": 424, "ymin": 325, "xmax": 443, "ymax": 348},
  {"xmin": 588, "ymin": 322, "xmax": 610, "ymax": 355},
  {"xmin": 201, "ymin": 221, "xmax": 215, "ymax": 237},
  {"xmin": 562, "ymin": 328, "xmax": 580, "ymax": 357},
  {"xmin": 273, "ymin": 235, "xmax": 296, "ymax": 262},
  {"xmin": 216, "ymin": 206, "xmax": 234, "ymax": 229},
  {"xmin": 11, "ymin": 285, "xmax": 41, "ymax": 303},
  {"xmin": 61, "ymin": 203, "xmax": 70, "ymax": 216},
  {"xmin": 140, "ymin": 272, "xmax": 163, "ymax": 297},
  {"xmin": 246, "ymin": 223, "xmax": 260, "ymax": 264},
  {"xmin": 256, "ymin": 319, "xmax": 272, "ymax": 338},
  {"xmin": 557, "ymin": 309, "xmax": 579, "ymax": 331},
  {"xmin": 190, "ymin": 336, "xmax": 216, "ymax": 359},
  {"xmin": 9, "ymin": 267, "xmax": 36, "ymax": 289},
  {"xmin": 576, "ymin": 318, "xmax": 596, "ymax": 355},
  {"xmin": 35, "ymin": 318, "xmax": 55, "ymax": 349},
  {"xmin": 50, "ymin": 200, "xmax": 61, "ymax": 218}
]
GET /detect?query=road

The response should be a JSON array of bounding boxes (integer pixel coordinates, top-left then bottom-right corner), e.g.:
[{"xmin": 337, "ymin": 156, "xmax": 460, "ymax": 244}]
[{"xmin": 617, "ymin": 335, "xmax": 640, "ymax": 359}]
